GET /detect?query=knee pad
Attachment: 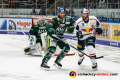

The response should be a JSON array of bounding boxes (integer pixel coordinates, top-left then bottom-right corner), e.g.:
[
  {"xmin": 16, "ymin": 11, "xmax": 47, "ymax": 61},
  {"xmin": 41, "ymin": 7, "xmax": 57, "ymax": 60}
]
[
  {"xmin": 87, "ymin": 46, "xmax": 96, "ymax": 56},
  {"xmin": 48, "ymin": 47, "xmax": 56, "ymax": 54},
  {"xmin": 63, "ymin": 45, "xmax": 70, "ymax": 53}
]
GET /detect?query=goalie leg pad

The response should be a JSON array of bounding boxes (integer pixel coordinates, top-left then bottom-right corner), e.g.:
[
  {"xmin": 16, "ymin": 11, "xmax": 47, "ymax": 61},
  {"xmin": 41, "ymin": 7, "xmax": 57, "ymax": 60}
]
[
  {"xmin": 36, "ymin": 42, "xmax": 42, "ymax": 51},
  {"xmin": 24, "ymin": 42, "xmax": 42, "ymax": 55},
  {"xmin": 46, "ymin": 36, "xmax": 57, "ymax": 48},
  {"xmin": 29, "ymin": 35, "xmax": 36, "ymax": 46},
  {"xmin": 41, "ymin": 32, "xmax": 47, "ymax": 53}
]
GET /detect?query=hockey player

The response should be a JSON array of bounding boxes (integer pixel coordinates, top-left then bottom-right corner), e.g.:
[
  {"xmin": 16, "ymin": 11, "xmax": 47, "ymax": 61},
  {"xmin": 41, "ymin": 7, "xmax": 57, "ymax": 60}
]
[
  {"xmin": 24, "ymin": 16, "xmax": 47, "ymax": 55},
  {"xmin": 40, "ymin": 7, "xmax": 74, "ymax": 70},
  {"xmin": 75, "ymin": 8, "xmax": 102, "ymax": 69}
]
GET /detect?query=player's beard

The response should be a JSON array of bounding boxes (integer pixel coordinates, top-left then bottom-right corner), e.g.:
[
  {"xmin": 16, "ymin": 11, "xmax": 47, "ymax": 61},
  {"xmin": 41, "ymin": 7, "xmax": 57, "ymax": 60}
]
[{"xmin": 82, "ymin": 15, "xmax": 88, "ymax": 21}]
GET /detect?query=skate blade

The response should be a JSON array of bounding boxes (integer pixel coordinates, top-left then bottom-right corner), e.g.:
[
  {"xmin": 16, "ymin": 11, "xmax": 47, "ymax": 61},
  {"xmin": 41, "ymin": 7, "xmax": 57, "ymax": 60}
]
[
  {"xmin": 92, "ymin": 68, "xmax": 98, "ymax": 71},
  {"xmin": 78, "ymin": 57, "xmax": 85, "ymax": 65},
  {"xmin": 53, "ymin": 63, "xmax": 61, "ymax": 69},
  {"xmin": 40, "ymin": 66, "xmax": 50, "ymax": 71}
]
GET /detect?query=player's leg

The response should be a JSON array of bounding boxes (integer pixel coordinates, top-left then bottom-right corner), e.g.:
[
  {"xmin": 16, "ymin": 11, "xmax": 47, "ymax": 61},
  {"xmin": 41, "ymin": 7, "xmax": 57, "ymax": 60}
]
[
  {"xmin": 53, "ymin": 40, "xmax": 70, "ymax": 68},
  {"xmin": 77, "ymin": 39, "xmax": 85, "ymax": 65},
  {"xmin": 40, "ymin": 37, "xmax": 57, "ymax": 70},
  {"xmin": 86, "ymin": 37, "xmax": 97, "ymax": 69}
]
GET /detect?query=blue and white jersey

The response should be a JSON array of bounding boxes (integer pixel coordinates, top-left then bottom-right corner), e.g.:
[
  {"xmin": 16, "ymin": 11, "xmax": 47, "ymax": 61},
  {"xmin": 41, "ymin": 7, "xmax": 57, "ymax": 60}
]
[{"xmin": 74, "ymin": 16, "xmax": 101, "ymax": 40}]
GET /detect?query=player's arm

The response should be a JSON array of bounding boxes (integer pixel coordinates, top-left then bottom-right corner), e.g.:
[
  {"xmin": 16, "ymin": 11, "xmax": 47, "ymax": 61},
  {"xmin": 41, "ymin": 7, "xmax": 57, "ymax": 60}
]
[
  {"xmin": 67, "ymin": 18, "xmax": 75, "ymax": 33},
  {"xmin": 29, "ymin": 24, "xmax": 36, "ymax": 36},
  {"xmin": 29, "ymin": 24, "xmax": 36, "ymax": 46},
  {"xmin": 46, "ymin": 18, "xmax": 56, "ymax": 37},
  {"xmin": 95, "ymin": 18, "xmax": 102, "ymax": 35}
]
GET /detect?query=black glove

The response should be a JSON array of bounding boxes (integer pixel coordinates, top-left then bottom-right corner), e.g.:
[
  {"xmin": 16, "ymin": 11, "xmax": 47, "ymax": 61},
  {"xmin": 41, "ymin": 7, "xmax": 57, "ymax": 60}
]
[
  {"xmin": 76, "ymin": 31, "xmax": 83, "ymax": 38},
  {"xmin": 95, "ymin": 28, "xmax": 103, "ymax": 35}
]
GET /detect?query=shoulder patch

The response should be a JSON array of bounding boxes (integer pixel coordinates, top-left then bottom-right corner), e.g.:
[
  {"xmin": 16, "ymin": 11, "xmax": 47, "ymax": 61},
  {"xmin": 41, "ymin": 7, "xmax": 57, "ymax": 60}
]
[
  {"xmin": 34, "ymin": 23, "xmax": 38, "ymax": 25},
  {"xmin": 49, "ymin": 23, "xmax": 53, "ymax": 26},
  {"xmin": 57, "ymin": 17, "xmax": 60, "ymax": 21}
]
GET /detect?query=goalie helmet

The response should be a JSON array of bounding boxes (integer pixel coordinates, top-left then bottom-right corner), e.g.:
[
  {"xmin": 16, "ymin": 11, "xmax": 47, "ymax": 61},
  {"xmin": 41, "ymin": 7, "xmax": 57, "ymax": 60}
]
[
  {"xmin": 38, "ymin": 16, "xmax": 45, "ymax": 21},
  {"xmin": 38, "ymin": 16, "xmax": 45, "ymax": 25},
  {"xmin": 81, "ymin": 8, "xmax": 90, "ymax": 14}
]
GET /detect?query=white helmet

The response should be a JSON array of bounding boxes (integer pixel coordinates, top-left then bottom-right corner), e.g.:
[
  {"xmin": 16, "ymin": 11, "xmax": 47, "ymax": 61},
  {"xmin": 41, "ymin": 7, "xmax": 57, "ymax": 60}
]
[
  {"xmin": 38, "ymin": 16, "xmax": 45, "ymax": 21},
  {"xmin": 38, "ymin": 16, "xmax": 45, "ymax": 25}
]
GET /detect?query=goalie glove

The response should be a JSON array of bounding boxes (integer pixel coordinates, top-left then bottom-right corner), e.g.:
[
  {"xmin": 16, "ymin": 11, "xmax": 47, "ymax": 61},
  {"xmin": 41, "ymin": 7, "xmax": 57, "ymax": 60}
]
[
  {"xmin": 95, "ymin": 28, "xmax": 103, "ymax": 35},
  {"xmin": 76, "ymin": 31, "xmax": 83, "ymax": 38}
]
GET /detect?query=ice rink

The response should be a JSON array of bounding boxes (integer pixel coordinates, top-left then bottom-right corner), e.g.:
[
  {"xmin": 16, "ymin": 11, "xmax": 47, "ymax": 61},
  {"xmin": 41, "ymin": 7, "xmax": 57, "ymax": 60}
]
[{"xmin": 0, "ymin": 34, "xmax": 120, "ymax": 80}]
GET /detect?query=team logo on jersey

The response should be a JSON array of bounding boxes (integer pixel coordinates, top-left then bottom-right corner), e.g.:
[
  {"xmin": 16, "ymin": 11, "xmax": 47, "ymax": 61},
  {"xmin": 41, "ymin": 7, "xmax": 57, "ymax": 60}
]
[
  {"xmin": 82, "ymin": 27, "xmax": 94, "ymax": 34},
  {"xmin": 90, "ymin": 21, "xmax": 95, "ymax": 25},
  {"xmin": 59, "ymin": 24, "xmax": 65, "ymax": 27},
  {"xmin": 39, "ymin": 27, "xmax": 46, "ymax": 29},
  {"xmin": 82, "ymin": 23, "xmax": 84, "ymax": 26}
]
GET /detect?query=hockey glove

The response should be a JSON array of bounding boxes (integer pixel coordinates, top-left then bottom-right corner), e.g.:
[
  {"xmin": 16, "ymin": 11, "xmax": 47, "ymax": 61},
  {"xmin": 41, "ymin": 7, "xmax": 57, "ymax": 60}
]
[
  {"xmin": 47, "ymin": 28, "xmax": 55, "ymax": 36},
  {"xmin": 95, "ymin": 28, "xmax": 103, "ymax": 35},
  {"xmin": 68, "ymin": 26, "xmax": 74, "ymax": 33},
  {"xmin": 76, "ymin": 31, "xmax": 83, "ymax": 38}
]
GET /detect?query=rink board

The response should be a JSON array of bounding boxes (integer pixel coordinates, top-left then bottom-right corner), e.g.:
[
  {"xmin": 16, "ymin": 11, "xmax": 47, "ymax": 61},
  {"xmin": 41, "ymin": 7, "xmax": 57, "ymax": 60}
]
[{"xmin": 0, "ymin": 17, "xmax": 120, "ymax": 48}]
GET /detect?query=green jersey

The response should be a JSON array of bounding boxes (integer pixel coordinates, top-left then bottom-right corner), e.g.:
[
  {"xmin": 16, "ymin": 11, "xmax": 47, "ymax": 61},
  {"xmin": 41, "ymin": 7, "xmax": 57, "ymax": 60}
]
[
  {"xmin": 29, "ymin": 22, "xmax": 47, "ymax": 39},
  {"xmin": 46, "ymin": 17, "xmax": 74, "ymax": 37}
]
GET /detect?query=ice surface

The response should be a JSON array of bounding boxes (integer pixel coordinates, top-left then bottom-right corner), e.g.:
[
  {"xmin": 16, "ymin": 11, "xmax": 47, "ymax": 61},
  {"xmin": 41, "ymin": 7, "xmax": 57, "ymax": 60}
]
[{"xmin": 0, "ymin": 34, "xmax": 120, "ymax": 80}]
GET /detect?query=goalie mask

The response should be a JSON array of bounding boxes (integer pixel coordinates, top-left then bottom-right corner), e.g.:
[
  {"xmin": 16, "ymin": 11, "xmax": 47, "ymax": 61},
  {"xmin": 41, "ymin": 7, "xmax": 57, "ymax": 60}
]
[{"xmin": 38, "ymin": 16, "xmax": 45, "ymax": 26}]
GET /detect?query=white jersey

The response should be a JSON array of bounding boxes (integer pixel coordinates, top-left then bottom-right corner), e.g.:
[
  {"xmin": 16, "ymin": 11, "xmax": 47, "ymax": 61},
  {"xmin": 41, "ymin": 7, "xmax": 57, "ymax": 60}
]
[{"xmin": 75, "ymin": 16, "xmax": 101, "ymax": 40}]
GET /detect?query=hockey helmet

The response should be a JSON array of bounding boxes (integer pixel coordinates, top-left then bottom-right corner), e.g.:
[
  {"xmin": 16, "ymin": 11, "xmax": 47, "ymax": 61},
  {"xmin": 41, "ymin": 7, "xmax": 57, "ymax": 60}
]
[
  {"xmin": 38, "ymin": 16, "xmax": 45, "ymax": 25},
  {"xmin": 38, "ymin": 16, "xmax": 45, "ymax": 21},
  {"xmin": 81, "ymin": 8, "xmax": 90, "ymax": 14},
  {"xmin": 57, "ymin": 7, "xmax": 65, "ymax": 13}
]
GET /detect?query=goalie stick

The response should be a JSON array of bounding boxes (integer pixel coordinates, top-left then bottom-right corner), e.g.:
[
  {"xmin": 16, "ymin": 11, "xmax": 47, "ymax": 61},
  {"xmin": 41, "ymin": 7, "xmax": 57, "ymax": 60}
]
[{"xmin": 52, "ymin": 34, "xmax": 104, "ymax": 59}]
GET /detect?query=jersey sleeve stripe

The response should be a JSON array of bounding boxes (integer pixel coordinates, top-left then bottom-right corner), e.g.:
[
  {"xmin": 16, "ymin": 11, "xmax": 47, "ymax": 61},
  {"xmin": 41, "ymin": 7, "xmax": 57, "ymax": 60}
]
[
  {"xmin": 75, "ymin": 20, "xmax": 83, "ymax": 28},
  {"xmin": 90, "ymin": 18, "xmax": 101, "ymax": 24}
]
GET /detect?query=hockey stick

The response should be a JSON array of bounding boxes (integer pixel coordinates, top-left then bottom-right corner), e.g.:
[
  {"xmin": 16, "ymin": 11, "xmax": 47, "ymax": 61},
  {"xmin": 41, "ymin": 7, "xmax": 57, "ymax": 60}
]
[
  {"xmin": 52, "ymin": 35, "xmax": 104, "ymax": 59},
  {"xmin": 50, "ymin": 33, "xmax": 93, "ymax": 42},
  {"xmin": 19, "ymin": 28, "xmax": 44, "ymax": 56},
  {"xmin": 34, "ymin": 45, "xmax": 44, "ymax": 56},
  {"xmin": 19, "ymin": 28, "xmax": 27, "ymax": 36}
]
